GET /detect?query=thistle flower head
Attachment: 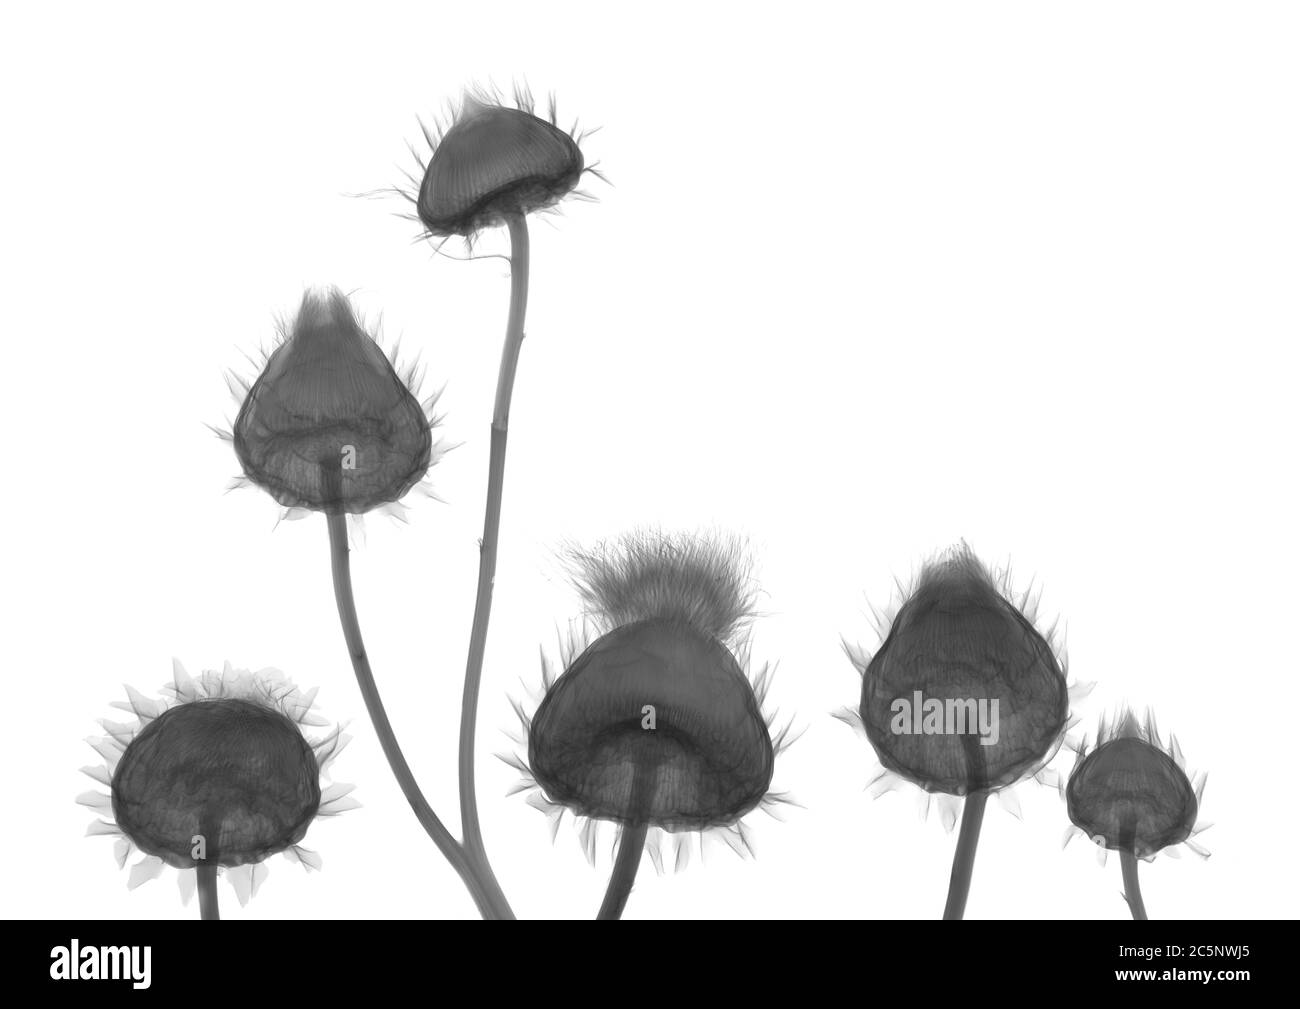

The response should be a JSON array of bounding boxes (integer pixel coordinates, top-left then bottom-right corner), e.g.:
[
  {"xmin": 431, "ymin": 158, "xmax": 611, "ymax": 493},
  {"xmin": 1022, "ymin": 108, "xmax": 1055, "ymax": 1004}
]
[
  {"xmin": 225, "ymin": 288, "xmax": 445, "ymax": 517},
  {"xmin": 1066, "ymin": 708, "xmax": 1206, "ymax": 860},
  {"xmin": 565, "ymin": 533, "xmax": 758, "ymax": 643},
  {"xmin": 507, "ymin": 531, "xmax": 791, "ymax": 865},
  {"xmin": 847, "ymin": 544, "xmax": 1076, "ymax": 808},
  {"xmin": 409, "ymin": 84, "xmax": 598, "ymax": 240},
  {"xmin": 80, "ymin": 662, "xmax": 356, "ymax": 906}
]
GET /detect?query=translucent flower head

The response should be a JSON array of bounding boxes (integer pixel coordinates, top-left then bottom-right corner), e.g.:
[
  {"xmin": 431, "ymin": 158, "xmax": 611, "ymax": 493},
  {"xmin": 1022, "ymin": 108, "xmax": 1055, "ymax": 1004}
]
[
  {"xmin": 1065, "ymin": 708, "xmax": 1209, "ymax": 861},
  {"xmin": 221, "ymin": 288, "xmax": 447, "ymax": 519},
  {"xmin": 405, "ymin": 83, "xmax": 602, "ymax": 241},
  {"xmin": 80, "ymin": 661, "xmax": 357, "ymax": 906},
  {"xmin": 843, "ymin": 543, "xmax": 1088, "ymax": 828},
  {"xmin": 504, "ymin": 531, "xmax": 793, "ymax": 869}
]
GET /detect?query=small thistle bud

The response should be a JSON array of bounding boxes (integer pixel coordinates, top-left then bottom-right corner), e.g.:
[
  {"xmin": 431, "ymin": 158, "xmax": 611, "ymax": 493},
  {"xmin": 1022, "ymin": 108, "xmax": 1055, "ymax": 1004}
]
[
  {"xmin": 413, "ymin": 86, "xmax": 594, "ymax": 239},
  {"xmin": 230, "ymin": 288, "xmax": 439, "ymax": 515},
  {"xmin": 1064, "ymin": 709, "xmax": 1207, "ymax": 918},
  {"xmin": 1066, "ymin": 710, "xmax": 1200, "ymax": 859}
]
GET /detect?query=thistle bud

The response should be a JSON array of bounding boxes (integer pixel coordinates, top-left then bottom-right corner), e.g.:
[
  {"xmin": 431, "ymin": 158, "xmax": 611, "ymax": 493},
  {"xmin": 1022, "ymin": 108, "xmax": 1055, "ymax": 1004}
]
[
  {"xmin": 230, "ymin": 289, "xmax": 439, "ymax": 515},
  {"xmin": 413, "ymin": 86, "xmax": 593, "ymax": 239}
]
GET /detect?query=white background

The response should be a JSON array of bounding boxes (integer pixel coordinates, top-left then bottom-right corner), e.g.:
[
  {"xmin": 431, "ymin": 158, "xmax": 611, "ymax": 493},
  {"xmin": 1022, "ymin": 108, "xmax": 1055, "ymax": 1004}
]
[{"xmin": 2, "ymin": 1, "xmax": 1297, "ymax": 920}]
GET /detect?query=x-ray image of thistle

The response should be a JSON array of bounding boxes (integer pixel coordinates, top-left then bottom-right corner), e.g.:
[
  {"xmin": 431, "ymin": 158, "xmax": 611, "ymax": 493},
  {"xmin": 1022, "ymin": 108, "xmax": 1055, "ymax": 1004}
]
[
  {"xmin": 504, "ymin": 531, "xmax": 794, "ymax": 920},
  {"xmin": 841, "ymin": 543, "xmax": 1090, "ymax": 920},
  {"xmin": 1063, "ymin": 709, "xmax": 1209, "ymax": 920},
  {"xmin": 211, "ymin": 82, "xmax": 600, "ymax": 920},
  {"xmin": 80, "ymin": 662, "xmax": 356, "ymax": 920}
]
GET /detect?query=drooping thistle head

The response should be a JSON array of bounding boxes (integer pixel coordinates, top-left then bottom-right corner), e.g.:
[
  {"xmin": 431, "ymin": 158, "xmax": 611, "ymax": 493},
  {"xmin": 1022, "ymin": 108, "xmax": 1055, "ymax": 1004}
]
[
  {"xmin": 508, "ymin": 531, "xmax": 789, "ymax": 863},
  {"xmin": 1065, "ymin": 708, "xmax": 1207, "ymax": 860},
  {"xmin": 80, "ymin": 662, "xmax": 357, "ymax": 906},
  {"xmin": 406, "ymin": 84, "xmax": 601, "ymax": 241},
  {"xmin": 223, "ymin": 288, "xmax": 446, "ymax": 518},
  {"xmin": 846, "ymin": 544, "xmax": 1078, "ymax": 818}
]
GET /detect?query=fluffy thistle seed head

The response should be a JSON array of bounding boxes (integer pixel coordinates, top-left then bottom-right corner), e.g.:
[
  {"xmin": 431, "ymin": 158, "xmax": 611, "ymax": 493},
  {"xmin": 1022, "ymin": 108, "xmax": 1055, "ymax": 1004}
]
[
  {"xmin": 411, "ymin": 84, "xmax": 596, "ymax": 239},
  {"xmin": 855, "ymin": 544, "xmax": 1071, "ymax": 796},
  {"xmin": 229, "ymin": 288, "xmax": 442, "ymax": 516},
  {"xmin": 80, "ymin": 662, "xmax": 356, "ymax": 905},
  {"xmin": 523, "ymin": 532, "xmax": 781, "ymax": 837},
  {"xmin": 1066, "ymin": 709, "xmax": 1202, "ymax": 859}
]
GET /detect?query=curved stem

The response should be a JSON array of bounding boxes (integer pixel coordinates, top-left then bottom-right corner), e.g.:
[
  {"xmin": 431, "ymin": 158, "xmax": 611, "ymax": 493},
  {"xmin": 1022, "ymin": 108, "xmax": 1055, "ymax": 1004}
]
[
  {"xmin": 326, "ymin": 506, "xmax": 513, "ymax": 919},
  {"xmin": 1120, "ymin": 850, "xmax": 1147, "ymax": 920},
  {"xmin": 458, "ymin": 213, "xmax": 530, "ymax": 887},
  {"xmin": 196, "ymin": 864, "xmax": 219, "ymax": 921},
  {"xmin": 598, "ymin": 822, "xmax": 648, "ymax": 921}
]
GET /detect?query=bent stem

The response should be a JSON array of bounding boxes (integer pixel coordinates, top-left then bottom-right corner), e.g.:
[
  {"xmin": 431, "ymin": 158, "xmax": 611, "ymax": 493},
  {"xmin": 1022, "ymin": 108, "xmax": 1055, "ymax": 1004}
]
[
  {"xmin": 458, "ymin": 213, "xmax": 530, "ymax": 893},
  {"xmin": 196, "ymin": 864, "xmax": 219, "ymax": 921},
  {"xmin": 943, "ymin": 733, "xmax": 989, "ymax": 920},
  {"xmin": 326, "ymin": 498, "xmax": 512, "ymax": 919},
  {"xmin": 598, "ymin": 822, "xmax": 649, "ymax": 920}
]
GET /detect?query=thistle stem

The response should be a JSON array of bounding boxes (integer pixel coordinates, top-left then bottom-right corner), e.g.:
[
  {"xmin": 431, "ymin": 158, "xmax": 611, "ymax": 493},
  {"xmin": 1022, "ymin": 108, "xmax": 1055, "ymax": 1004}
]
[
  {"xmin": 1118, "ymin": 820, "xmax": 1148, "ymax": 921},
  {"xmin": 943, "ymin": 791, "xmax": 988, "ymax": 920},
  {"xmin": 598, "ymin": 822, "xmax": 649, "ymax": 921},
  {"xmin": 944, "ymin": 732, "xmax": 989, "ymax": 920},
  {"xmin": 326, "ymin": 505, "xmax": 513, "ymax": 919},
  {"xmin": 597, "ymin": 758, "xmax": 655, "ymax": 920},
  {"xmin": 457, "ymin": 213, "xmax": 530, "ymax": 890},
  {"xmin": 1120, "ymin": 850, "xmax": 1148, "ymax": 920},
  {"xmin": 196, "ymin": 864, "xmax": 219, "ymax": 921}
]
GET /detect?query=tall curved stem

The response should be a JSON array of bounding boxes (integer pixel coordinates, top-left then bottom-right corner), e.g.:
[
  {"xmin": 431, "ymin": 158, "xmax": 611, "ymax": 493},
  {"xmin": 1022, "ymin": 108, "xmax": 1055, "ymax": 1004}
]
[{"xmin": 458, "ymin": 213, "xmax": 529, "ymax": 894}]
